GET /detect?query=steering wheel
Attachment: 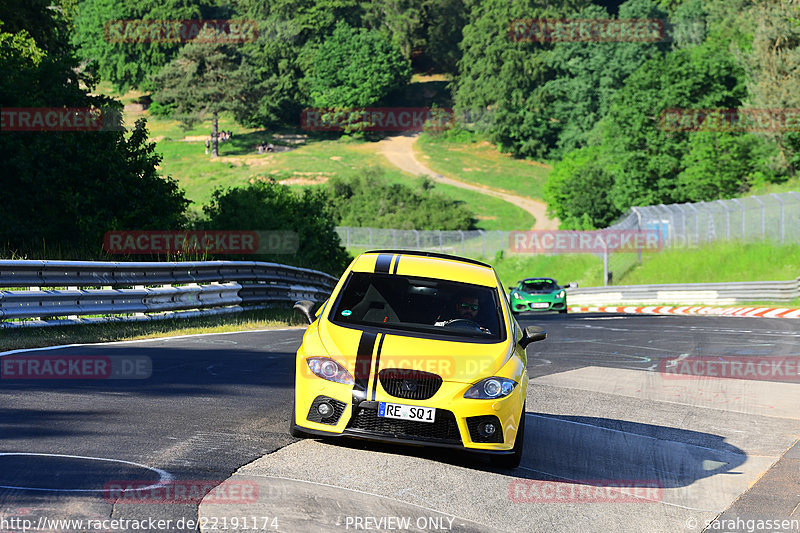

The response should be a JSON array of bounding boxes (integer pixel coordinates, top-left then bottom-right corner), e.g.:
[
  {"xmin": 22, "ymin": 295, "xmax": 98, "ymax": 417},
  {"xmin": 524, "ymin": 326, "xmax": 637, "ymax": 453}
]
[{"xmin": 442, "ymin": 319, "xmax": 490, "ymax": 334}]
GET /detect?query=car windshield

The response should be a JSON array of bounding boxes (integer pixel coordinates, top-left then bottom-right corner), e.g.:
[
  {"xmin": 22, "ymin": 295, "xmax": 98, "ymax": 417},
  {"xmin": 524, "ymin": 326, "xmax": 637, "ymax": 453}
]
[
  {"xmin": 330, "ymin": 272, "xmax": 505, "ymax": 340},
  {"xmin": 521, "ymin": 280, "xmax": 558, "ymax": 292}
]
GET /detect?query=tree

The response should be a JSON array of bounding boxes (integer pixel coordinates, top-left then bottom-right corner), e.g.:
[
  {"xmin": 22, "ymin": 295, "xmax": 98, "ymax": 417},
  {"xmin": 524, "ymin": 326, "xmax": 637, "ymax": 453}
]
[
  {"xmin": 677, "ymin": 132, "xmax": 777, "ymax": 201},
  {"xmin": 0, "ymin": 20, "xmax": 188, "ymax": 256},
  {"xmin": 452, "ymin": 0, "xmax": 592, "ymax": 158},
  {"xmin": 71, "ymin": 0, "xmax": 207, "ymax": 92},
  {"xmin": 742, "ymin": 0, "xmax": 800, "ymax": 176},
  {"xmin": 544, "ymin": 146, "xmax": 621, "ymax": 230},
  {"xmin": 601, "ymin": 41, "xmax": 748, "ymax": 211},
  {"xmin": 304, "ymin": 21, "xmax": 411, "ymax": 109},
  {"xmin": 533, "ymin": 0, "xmax": 669, "ymax": 159},
  {"xmin": 201, "ymin": 180, "xmax": 351, "ymax": 275},
  {"xmin": 151, "ymin": 40, "xmax": 246, "ymax": 157}
]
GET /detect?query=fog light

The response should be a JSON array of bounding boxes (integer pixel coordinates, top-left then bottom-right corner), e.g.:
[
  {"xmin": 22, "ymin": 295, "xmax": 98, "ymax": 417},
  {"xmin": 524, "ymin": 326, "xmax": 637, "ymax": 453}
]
[
  {"xmin": 480, "ymin": 422, "xmax": 496, "ymax": 436},
  {"xmin": 317, "ymin": 402, "xmax": 333, "ymax": 417}
]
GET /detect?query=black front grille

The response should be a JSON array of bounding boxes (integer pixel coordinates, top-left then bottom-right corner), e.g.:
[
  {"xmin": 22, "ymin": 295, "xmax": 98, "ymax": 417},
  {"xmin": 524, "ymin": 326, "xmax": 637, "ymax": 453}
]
[
  {"xmin": 466, "ymin": 415, "xmax": 504, "ymax": 443},
  {"xmin": 306, "ymin": 396, "xmax": 346, "ymax": 425},
  {"xmin": 346, "ymin": 402, "xmax": 461, "ymax": 444},
  {"xmin": 378, "ymin": 368, "xmax": 442, "ymax": 400}
]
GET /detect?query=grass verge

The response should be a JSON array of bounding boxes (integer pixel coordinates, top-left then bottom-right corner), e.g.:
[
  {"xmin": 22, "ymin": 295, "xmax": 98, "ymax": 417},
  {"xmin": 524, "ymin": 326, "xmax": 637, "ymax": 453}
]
[
  {"xmin": 1, "ymin": 308, "xmax": 304, "ymax": 352},
  {"xmin": 415, "ymin": 133, "xmax": 552, "ymax": 200}
]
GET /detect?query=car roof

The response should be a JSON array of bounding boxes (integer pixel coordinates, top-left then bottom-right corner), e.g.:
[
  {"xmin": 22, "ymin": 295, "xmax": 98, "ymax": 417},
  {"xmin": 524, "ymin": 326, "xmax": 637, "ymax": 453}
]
[{"xmin": 351, "ymin": 250, "xmax": 498, "ymax": 287}]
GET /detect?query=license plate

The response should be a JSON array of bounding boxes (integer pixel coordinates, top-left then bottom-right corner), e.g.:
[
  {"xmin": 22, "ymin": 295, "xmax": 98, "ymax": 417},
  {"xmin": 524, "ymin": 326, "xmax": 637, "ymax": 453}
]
[
  {"xmin": 378, "ymin": 402, "xmax": 436, "ymax": 423},
  {"xmin": 532, "ymin": 302, "xmax": 549, "ymax": 309}
]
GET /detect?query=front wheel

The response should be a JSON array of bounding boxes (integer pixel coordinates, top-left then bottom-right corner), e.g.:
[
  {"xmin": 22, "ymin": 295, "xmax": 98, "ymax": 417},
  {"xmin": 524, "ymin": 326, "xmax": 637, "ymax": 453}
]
[
  {"xmin": 559, "ymin": 308, "xmax": 568, "ymax": 314},
  {"xmin": 491, "ymin": 405, "xmax": 525, "ymax": 469}
]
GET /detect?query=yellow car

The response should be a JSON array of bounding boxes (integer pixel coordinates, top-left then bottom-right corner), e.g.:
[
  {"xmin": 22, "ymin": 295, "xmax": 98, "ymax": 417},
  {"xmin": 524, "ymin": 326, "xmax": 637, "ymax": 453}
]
[{"xmin": 290, "ymin": 250, "xmax": 546, "ymax": 468}]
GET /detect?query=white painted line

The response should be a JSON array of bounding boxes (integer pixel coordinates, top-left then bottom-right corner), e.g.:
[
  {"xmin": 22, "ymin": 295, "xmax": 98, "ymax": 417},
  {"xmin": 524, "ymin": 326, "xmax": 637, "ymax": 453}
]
[{"xmin": 0, "ymin": 452, "xmax": 172, "ymax": 493}]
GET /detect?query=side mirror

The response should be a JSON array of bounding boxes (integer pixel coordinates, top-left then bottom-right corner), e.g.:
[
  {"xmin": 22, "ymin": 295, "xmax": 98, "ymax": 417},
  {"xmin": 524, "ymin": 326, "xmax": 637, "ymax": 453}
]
[
  {"xmin": 293, "ymin": 300, "xmax": 316, "ymax": 324},
  {"xmin": 519, "ymin": 325, "xmax": 546, "ymax": 349},
  {"xmin": 507, "ymin": 286, "xmax": 515, "ymax": 291}
]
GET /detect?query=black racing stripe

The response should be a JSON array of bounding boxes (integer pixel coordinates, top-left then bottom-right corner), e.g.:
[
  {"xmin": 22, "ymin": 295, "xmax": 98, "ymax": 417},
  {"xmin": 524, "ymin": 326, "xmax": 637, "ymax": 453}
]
[
  {"xmin": 371, "ymin": 334, "xmax": 386, "ymax": 401},
  {"xmin": 374, "ymin": 253, "xmax": 393, "ymax": 273},
  {"xmin": 354, "ymin": 332, "xmax": 377, "ymax": 393},
  {"xmin": 391, "ymin": 254, "xmax": 400, "ymax": 274}
]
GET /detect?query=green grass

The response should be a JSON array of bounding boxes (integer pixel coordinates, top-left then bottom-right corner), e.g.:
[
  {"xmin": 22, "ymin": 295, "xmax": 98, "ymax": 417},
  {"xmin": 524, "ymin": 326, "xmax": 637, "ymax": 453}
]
[
  {"xmin": 145, "ymin": 111, "xmax": 535, "ymax": 229},
  {"xmin": 415, "ymin": 133, "xmax": 552, "ymax": 200},
  {"xmin": 1, "ymin": 308, "xmax": 304, "ymax": 352},
  {"xmin": 489, "ymin": 253, "xmax": 605, "ymax": 289},
  {"xmin": 621, "ymin": 241, "xmax": 800, "ymax": 285}
]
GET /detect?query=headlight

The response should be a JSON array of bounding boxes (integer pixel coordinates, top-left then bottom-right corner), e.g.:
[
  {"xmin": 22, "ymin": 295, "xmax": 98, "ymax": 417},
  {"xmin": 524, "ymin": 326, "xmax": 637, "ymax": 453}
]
[
  {"xmin": 556, "ymin": 290, "xmax": 565, "ymax": 299},
  {"xmin": 513, "ymin": 292, "xmax": 520, "ymax": 299},
  {"xmin": 464, "ymin": 377, "xmax": 517, "ymax": 399},
  {"xmin": 306, "ymin": 357, "xmax": 354, "ymax": 385}
]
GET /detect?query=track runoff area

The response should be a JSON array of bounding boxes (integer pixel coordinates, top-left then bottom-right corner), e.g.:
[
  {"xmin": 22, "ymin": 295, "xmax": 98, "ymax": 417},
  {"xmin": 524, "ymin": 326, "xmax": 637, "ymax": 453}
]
[{"xmin": 1, "ymin": 312, "xmax": 798, "ymax": 533}]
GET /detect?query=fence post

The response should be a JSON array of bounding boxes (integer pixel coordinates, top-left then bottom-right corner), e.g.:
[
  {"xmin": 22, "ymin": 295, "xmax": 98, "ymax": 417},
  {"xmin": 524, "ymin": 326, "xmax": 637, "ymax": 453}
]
[
  {"xmin": 479, "ymin": 230, "xmax": 486, "ymax": 258},
  {"xmin": 369, "ymin": 227, "xmax": 373, "ymax": 248},
  {"xmin": 731, "ymin": 198, "xmax": 745, "ymax": 241},
  {"xmin": 789, "ymin": 192, "xmax": 800, "ymax": 244},
  {"xmin": 752, "ymin": 196, "xmax": 765, "ymax": 241},
  {"xmin": 413, "ymin": 229, "xmax": 420, "ymax": 249},
  {"xmin": 771, "ymin": 193, "xmax": 785, "ymax": 244},
  {"xmin": 392, "ymin": 229, "xmax": 397, "ymax": 248},
  {"xmin": 438, "ymin": 230, "xmax": 443, "ymax": 251},
  {"xmin": 346, "ymin": 227, "xmax": 351, "ymax": 248},
  {"xmin": 685, "ymin": 202, "xmax": 700, "ymax": 245},
  {"xmin": 717, "ymin": 199, "xmax": 731, "ymax": 241},
  {"xmin": 632, "ymin": 207, "xmax": 643, "ymax": 264}
]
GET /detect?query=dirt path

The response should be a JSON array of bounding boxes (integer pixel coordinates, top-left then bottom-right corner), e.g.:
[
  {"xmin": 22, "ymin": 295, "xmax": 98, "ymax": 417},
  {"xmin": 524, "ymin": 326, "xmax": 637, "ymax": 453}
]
[{"xmin": 375, "ymin": 132, "xmax": 559, "ymax": 230}]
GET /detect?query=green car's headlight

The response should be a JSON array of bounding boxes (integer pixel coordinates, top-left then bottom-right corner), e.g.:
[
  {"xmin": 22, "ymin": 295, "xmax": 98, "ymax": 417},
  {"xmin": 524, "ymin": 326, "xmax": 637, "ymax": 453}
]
[
  {"xmin": 513, "ymin": 291, "xmax": 521, "ymax": 299},
  {"xmin": 556, "ymin": 290, "xmax": 565, "ymax": 299},
  {"xmin": 464, "ymin": 377, "xmax": 517, "ymax": 399},
  {"xmin": 306, "ymin": 357, "xmax": 355, "ymax": 385}
]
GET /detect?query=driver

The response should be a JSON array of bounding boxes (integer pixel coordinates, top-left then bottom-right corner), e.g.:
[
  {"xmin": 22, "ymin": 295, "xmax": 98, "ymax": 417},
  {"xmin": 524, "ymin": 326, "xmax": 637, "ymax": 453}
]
[
  {"xmin": 455, "ymin": 295, "xmax": 480, "ymax": 320},
  {"xmin": 434, "ymin": 293, "xmax": 491, "ymax": 334}
]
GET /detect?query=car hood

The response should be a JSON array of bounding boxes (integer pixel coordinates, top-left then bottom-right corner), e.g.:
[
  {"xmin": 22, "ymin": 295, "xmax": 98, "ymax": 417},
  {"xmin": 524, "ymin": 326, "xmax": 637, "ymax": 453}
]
[{"xmin": 318, "ymin": 320, "xmax": 512, "ymax": 384}]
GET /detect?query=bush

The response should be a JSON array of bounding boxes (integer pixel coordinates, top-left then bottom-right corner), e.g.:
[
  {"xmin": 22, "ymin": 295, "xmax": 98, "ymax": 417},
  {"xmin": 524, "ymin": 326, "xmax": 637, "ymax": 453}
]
[{"xmin": 200, "ymin": 180, "xmax": 351, "ymax": 275}]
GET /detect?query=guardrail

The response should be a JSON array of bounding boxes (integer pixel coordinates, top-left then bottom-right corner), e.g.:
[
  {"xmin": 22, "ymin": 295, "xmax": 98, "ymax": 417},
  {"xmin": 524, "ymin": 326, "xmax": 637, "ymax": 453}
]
[
  {"xmin": 567, "ymin": 278, "xmax": 800, "ymax": 306},
  {"xmin": 0, "ymin": 260, "xmax": 338, "ymax": 328}
]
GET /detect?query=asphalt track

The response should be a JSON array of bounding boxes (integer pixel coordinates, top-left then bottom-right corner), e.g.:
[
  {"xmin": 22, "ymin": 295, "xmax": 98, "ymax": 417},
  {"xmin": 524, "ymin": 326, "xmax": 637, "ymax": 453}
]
[{"xmin": 1, "ymin": 314, "xmax": 799, "ymax": 533}]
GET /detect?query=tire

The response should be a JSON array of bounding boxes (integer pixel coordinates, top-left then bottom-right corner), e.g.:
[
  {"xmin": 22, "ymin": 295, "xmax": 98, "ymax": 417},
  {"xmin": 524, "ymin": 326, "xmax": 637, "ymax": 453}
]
[
  {"xmin": 559, "ymin": 308, "xmax": 568, "ymax": 314},
  {"xmin": 491, "ymin": 405, "xmax": 525, "ymax": 469},
  {"xmin": 289, "ymin": 399, "xmax": 311, "ymax": 439}
]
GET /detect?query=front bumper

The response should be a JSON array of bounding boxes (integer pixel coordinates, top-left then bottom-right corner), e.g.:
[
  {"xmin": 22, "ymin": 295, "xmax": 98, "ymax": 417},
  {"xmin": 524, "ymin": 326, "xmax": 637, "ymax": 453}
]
[
  {"xmin": 293, "ymin": 382, "xmax": 524, "ymax": 453},
  {"xmin": 511, "ymin": 299, "xmax": 566, "ymax": 313}
]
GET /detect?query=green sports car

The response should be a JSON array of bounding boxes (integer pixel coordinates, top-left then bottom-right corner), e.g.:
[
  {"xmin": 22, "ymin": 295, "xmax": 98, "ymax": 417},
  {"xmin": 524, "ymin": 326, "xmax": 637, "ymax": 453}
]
[{"xmin": 508, "ymin": 278, "xmax": 570, "ymax": 315}]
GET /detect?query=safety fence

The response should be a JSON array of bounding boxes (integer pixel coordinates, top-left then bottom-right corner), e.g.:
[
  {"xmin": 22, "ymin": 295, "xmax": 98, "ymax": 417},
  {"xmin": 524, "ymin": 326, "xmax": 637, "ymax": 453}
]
[
  {"xmin": 0, "ymin": 260, "xmax": 337, "ymax": 328},
  {"xmin": 337, "ymin": 191, "xmax": 800, "ymax": 286}
]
